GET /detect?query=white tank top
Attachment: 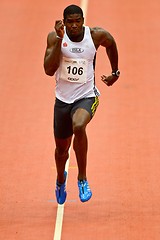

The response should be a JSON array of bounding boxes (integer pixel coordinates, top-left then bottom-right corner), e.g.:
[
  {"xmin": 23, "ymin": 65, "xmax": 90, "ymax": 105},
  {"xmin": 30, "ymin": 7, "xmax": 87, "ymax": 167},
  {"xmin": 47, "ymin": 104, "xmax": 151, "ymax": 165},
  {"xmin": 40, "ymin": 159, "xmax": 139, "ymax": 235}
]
[{"xmin": 55, "ymin": 26, "xmax": 100, "ymax": 103}]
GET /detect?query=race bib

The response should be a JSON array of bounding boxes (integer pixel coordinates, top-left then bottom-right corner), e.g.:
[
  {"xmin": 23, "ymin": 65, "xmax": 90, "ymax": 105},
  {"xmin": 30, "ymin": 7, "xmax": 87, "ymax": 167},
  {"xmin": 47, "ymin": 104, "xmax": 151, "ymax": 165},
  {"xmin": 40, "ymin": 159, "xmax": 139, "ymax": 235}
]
[{"xmin": 60, "ymin": 57, "xmax": 88, "ymax": 83}]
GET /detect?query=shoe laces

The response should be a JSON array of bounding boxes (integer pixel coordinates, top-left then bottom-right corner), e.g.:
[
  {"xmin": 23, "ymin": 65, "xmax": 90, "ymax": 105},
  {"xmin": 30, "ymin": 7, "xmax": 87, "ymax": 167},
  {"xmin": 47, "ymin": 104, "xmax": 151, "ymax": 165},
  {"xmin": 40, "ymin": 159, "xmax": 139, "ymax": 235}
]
[{"xmin": 79, "ymin": 180, "xmax": 90, "ymax": 193}]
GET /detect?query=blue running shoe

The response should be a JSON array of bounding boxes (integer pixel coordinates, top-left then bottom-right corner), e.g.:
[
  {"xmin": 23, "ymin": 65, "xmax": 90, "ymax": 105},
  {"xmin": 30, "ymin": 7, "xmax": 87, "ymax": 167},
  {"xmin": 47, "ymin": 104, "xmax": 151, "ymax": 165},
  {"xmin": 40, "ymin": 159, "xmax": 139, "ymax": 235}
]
[
  {"xmin": 78, "ymin": 180, "xmax": 92, "ymax": 202},
  {"xmin": 55, "ymin": 171, "xmax": 67, "ymax": 205}
]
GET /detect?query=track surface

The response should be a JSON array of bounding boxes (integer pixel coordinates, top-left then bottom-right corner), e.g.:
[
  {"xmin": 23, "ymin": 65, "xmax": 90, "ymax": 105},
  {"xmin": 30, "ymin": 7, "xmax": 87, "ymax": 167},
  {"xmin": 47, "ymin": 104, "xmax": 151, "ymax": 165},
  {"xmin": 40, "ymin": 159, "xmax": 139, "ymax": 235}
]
[{"xmin": 0, "ymin": 0, "xmax": 160, "ymax": 239}]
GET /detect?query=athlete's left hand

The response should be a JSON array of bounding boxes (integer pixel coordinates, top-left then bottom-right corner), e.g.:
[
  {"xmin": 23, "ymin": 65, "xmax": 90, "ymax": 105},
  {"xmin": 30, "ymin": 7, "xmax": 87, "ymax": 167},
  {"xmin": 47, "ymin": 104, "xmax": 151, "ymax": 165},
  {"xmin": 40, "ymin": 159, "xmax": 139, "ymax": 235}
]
[{"xmin": 101, "ymin": 75, "xmax": 119, "ymax": 86}]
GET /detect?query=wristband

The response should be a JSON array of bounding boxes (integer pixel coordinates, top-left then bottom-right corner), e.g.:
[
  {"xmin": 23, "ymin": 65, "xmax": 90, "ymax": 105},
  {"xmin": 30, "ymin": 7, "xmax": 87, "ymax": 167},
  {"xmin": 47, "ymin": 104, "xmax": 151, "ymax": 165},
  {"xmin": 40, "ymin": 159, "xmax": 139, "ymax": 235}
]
[{"xmin": 56, "ymin": 35, "xmax": 63, "ymax": 40}]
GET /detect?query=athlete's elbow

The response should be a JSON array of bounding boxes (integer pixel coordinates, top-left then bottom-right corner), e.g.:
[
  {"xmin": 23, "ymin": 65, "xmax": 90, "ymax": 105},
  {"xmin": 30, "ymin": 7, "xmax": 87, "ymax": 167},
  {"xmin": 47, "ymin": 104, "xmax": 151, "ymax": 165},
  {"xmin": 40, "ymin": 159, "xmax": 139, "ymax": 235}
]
[
  {"xmin": 44, "ymin": 65, "xmax": 55, "ymax": 76},
  {"xmin": 44, "ymin": 62, "xmax": 60, "ymax": 76},
  {"xmin": 44, "ymin": 69, "xmax": 54, "ymax": 76}
]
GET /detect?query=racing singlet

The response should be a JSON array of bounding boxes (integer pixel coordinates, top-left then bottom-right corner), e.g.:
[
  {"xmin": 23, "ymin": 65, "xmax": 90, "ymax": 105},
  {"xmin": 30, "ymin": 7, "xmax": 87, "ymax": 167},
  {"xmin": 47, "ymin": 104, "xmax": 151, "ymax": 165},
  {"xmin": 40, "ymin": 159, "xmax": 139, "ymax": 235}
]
[{"xmin": 55, "ymin": 26, "xmax": 100, "ymax": 103}]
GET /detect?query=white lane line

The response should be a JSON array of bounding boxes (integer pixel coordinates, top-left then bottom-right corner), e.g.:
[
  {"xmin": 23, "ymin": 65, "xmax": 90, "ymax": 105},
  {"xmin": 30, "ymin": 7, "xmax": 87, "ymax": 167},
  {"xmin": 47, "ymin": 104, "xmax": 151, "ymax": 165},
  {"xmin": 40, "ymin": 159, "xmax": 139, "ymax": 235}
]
[
  {"xmin": 53, "ymin": 160, "xmax": 69, "ymax": 240},
  {"xmin": 53, "ymin": 1, "xmax": 89, "ymax": 239},
  {"xmin": 81, "ymin": 0, "xmax": 88, "ymax": 24}
]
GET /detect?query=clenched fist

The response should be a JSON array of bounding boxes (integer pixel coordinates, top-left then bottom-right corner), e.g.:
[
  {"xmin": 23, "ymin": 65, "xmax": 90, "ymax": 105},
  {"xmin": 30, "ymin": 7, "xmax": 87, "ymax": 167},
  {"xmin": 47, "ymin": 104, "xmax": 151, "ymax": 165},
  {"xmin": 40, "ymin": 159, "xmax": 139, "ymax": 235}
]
[{"xmin": 55, "ymin": 20, "xmax": 64, "ymax": 39}]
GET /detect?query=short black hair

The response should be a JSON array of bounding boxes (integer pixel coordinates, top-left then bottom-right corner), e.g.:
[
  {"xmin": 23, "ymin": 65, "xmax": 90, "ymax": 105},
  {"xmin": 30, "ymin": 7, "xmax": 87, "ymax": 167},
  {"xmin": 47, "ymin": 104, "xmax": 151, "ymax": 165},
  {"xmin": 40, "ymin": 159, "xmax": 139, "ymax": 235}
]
[{"xmin": 63, "ymin": 5, "xmax": 83, "ymax": 20}]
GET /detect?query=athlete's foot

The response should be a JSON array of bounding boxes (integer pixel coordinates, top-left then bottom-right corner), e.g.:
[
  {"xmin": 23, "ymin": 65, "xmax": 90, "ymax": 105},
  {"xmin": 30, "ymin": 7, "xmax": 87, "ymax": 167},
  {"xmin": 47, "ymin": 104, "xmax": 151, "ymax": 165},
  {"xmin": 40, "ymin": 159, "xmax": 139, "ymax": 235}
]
[
  {"xmin": 78, "ymin": 180, "xmax": 92, "ymax": 202},
  {"xmin": 55, "ymin": 171, "xmax": 67, "ymax": 205}
]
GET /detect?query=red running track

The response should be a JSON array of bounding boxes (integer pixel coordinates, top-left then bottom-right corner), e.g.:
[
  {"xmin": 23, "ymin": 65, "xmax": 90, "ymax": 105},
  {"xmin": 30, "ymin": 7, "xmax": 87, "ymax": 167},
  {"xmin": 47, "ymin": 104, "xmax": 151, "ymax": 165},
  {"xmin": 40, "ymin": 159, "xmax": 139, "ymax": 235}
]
[{"xmin": 0, "ymin": 0, "xmax": 160, "ymax": 239}]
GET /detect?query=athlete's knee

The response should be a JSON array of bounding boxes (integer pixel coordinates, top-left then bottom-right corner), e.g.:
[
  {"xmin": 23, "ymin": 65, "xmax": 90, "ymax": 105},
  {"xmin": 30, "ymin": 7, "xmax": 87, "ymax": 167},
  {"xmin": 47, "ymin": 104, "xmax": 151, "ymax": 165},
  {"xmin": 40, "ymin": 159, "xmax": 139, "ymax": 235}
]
[
  {"xmin": 55, "ymin": 138, "xmax": 71, "ymax": 159},
  {"xmin": 73, "ymin": 121, "xmax": 86, "ymax": 136},
  {"xmin": 55, "ymin": 146, "xmax": 69, "ymax": 159}
]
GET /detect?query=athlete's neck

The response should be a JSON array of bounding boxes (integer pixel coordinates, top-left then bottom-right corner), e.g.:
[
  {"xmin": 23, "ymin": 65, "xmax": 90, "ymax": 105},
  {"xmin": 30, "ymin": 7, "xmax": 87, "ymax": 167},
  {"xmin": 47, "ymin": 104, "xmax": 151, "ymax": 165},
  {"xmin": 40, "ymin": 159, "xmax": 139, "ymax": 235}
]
[{"xmin": 66, "ymin": 26, "xmax": 85, "ymax": 42}]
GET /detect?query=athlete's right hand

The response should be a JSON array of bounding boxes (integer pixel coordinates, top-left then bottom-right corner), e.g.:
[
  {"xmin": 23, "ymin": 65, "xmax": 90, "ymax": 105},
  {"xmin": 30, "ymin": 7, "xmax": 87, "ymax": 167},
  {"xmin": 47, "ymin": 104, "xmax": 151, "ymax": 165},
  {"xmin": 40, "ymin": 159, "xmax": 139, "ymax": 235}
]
[{"xmin": 55, "ymin": 20, "xmax": 64, "ymax": 38}]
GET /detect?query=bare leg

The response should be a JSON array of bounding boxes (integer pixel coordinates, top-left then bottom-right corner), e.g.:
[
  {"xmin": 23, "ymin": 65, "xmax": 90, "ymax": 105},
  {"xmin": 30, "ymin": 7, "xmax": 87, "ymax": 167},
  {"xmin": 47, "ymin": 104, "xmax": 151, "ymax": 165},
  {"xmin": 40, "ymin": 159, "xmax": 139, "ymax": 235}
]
[
  {"xmin": 72, "ymin": 108, "xmax": 91, "ymax": 180},
  {"xmin": 55, "ymin": 137, "xmax": 72, "ymax": 184}
]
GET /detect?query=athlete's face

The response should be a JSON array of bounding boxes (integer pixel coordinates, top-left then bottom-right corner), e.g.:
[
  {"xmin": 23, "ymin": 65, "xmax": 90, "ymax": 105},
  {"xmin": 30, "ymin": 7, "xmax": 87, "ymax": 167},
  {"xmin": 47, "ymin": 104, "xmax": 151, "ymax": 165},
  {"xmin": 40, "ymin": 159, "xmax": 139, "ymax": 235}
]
[{"xmin": 64, "ymin": 14, "xmax": 84, "ymax": 38}]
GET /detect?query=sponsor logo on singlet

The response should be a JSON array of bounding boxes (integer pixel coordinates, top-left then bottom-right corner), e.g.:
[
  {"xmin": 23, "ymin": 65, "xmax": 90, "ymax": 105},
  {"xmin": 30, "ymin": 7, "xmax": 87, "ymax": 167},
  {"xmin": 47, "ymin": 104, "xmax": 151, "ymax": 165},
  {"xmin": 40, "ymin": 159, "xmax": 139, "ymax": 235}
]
[
  {"xmin": 69, "ymin": 48, "xmax": 84, "ymax": 53},
  {"xmin": 63, "ymin": 42, "xmax": 67, "ymax": 47}
]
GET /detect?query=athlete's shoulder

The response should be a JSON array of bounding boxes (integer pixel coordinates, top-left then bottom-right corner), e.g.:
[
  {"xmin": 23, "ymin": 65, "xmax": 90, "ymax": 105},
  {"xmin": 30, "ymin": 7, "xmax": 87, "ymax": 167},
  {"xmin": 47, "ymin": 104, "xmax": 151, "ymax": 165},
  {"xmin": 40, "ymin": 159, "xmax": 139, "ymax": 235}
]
[
  {"xmin": 90, "ymin": 27, "xmax": 110, "ymax": 37},
  {"xmin": 90, "ymin": 27, "xmax": 114, "ymax": 48},
  {"xmin": 47, "ymin": 31, "xmax": 57, "ymax": 46}
]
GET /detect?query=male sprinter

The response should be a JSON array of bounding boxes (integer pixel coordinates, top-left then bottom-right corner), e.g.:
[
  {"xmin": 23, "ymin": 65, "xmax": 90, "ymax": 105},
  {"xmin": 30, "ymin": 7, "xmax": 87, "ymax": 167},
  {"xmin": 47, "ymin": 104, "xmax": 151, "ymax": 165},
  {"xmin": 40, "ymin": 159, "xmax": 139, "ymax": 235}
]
[{"xmin": 44, "ymin": 5, "xmax": 120, "ymax": 204}]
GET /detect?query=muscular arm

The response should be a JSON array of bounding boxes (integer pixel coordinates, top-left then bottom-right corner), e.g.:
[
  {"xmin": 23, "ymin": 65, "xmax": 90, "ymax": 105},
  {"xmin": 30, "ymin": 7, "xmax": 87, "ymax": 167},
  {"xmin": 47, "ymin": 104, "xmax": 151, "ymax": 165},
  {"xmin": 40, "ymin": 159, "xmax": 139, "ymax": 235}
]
[
  {"xmin": 44, "ymin": 33, "xmax": 62, "ymax": 76},
  {"xmin": 100, "ymin": 30, "xmax": 119, "ymax": 72},
  {"xmin": 92, "ymin": 27, "xmax": 119, "ymax": 86},
  {"xmin": 44, "ymin": 20, "xmax": 64, "ymax": 76}
]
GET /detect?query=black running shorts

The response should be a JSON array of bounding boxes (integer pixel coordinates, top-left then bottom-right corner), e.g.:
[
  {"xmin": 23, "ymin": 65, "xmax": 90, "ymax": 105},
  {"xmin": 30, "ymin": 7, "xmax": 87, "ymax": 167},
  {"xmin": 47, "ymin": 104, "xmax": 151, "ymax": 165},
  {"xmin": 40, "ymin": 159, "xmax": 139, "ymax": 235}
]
[{"xmin": 54, "ymin": 97, "xmax": 99, "ymax": 139}]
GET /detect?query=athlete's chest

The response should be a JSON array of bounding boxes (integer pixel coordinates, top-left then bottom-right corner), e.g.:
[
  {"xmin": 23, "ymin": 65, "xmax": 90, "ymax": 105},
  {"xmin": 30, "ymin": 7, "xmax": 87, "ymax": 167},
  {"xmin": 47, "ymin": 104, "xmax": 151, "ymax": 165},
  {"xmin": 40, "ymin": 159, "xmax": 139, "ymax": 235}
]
[{"xmin": 61, "ymin": 34, "xmax": 96, "ymax": 59}]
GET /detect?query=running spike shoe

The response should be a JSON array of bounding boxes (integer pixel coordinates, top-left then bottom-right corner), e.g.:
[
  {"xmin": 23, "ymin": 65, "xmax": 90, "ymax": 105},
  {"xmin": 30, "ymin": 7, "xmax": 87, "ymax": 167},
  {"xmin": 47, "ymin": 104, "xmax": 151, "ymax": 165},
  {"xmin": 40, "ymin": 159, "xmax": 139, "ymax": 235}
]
[
  {"xmin": 55, "ymin": 171, "xmax": 67, "ymax": 205},
  {"xmin": 78, "ymin": 180, "xmax": 92, "ymax": 202}
]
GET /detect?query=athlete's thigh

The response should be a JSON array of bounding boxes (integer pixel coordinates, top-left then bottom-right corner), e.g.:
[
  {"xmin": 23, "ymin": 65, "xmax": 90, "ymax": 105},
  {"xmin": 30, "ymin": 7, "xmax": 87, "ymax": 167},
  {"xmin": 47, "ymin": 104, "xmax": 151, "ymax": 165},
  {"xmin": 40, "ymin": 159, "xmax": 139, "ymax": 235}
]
[
  {"xmin": 71, "ymin": 97, "xmax": 99, "ymax": 126},
  {"xmin": 72, "ymin": 108, "xmax": 91, "ymax": 127},
  {"xmin": 54, "ymin": 98, "xmax": 73, "ymax": 139}
]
